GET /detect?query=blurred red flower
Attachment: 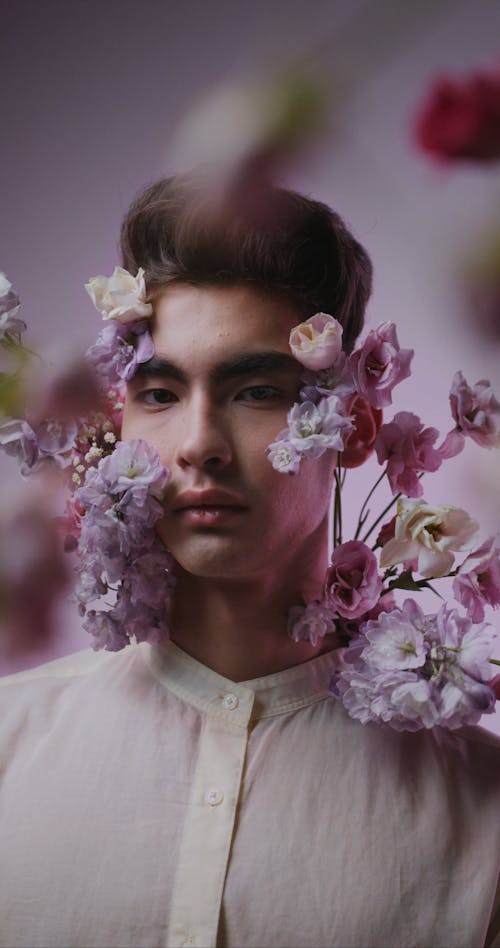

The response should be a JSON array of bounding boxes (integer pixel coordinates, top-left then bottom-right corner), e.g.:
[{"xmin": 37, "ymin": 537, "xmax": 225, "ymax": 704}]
[{"xmin": 414, "ymin": 67, "xmax": 500, "ymax": 163}]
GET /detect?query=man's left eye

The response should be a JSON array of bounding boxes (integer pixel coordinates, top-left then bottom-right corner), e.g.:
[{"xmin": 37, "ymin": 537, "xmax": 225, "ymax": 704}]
[{"xmin": 237, "ymin": 386, "xmax": 281, "ymax": 402}]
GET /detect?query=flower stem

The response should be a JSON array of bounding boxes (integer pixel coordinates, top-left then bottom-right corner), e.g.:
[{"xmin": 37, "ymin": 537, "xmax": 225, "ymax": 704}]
[
  {"xmin": 362, "ymin": 491, "xmax": 401, "ymax": 545},
  {"xmin": 354, "ymin": 470, "xmax": 387, "ymax": 540},
  {"xmin": 334, "ymin": 456, "xmax": 344, "ymax": 547}
]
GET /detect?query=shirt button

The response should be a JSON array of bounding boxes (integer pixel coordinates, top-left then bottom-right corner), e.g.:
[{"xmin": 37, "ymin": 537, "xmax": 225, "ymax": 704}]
[
  {"xmin": 205, "ymin": 787, "xmax": 224, "ymax": 806},
  {"xmin": 222, "ymin": 692, "xmax": 239, "ymax": 710}
]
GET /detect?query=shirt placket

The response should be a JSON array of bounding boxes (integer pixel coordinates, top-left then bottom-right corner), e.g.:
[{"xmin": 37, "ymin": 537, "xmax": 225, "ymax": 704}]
[{"xmin": 166, "ymin": 687, "xmax": 254, "ymax": 948}]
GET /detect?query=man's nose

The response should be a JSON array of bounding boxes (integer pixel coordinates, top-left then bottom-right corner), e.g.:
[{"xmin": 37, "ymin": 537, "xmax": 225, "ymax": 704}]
[{"xmin": 175, "ymin": 396, "xmax": 232, "ymax": 472}]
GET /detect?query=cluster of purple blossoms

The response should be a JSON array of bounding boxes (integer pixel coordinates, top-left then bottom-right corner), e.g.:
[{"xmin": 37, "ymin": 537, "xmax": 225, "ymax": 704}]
[
  {"xmin": 86, "ymin": 320, "xmax": 154, "ymax": 386},
  {"xmin": 73, "ymin": 439, "xmax": 175, "ymax": 651},
  {"xmin": 330, "ymin": 599, "xmax": 498, "ymax": 731}
]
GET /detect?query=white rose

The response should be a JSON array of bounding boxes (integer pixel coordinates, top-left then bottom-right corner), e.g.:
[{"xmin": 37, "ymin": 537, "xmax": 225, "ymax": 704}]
[
  {"xmin": 85, "ymin": 267, "xmax": 153, "ymax": 323},
  {"xmin": 289, "ymin": 313, "xmax": 343, "ymax": 370},
  {"xmin": 379, "ymin": 497, "xmax": 479, "ymax": 579}
]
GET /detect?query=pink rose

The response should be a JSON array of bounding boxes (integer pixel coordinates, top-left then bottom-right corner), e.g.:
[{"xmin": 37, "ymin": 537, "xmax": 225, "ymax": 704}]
[
  {"xmin": 375, "ymin": 411, "xmax": 442, "ymax": 496},
  {"xmin": 349, "ymin": 322, "xmax": 413, "ymax": 409},
  {"xmin": 413, "ymin": 69, "xmax": 500, "ymax": 164},
  {"xmin": 341, "ymin": 394, "xmax": 383, "ymax": 469},
  {"xmin": 289, "ymin": 313, "xmax": 343, "ymax": 370},
  {"xmin": 325, "ymin": 540, "xmax": 382, "ymax": 620},
  {"xmin": 453, "ymin": 538, "xmax": 500, "ymax": 623}
]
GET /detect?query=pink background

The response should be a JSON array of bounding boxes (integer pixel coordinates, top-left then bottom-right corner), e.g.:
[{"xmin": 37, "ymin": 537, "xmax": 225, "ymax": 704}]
[{"xmin": 1, "ymin": 0, "xmax": 499, "ymax": 730}]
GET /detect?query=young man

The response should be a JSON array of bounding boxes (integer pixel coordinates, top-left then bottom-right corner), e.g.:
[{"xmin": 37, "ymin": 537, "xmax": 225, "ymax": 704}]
[{"xmin": 0, "ymin": 175, "xmax": 499, "ymax": 948}]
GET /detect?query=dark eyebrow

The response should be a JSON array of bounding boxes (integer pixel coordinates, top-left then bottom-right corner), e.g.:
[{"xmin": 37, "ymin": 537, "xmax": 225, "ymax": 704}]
[{"xmin": 132, "ymin": 351, "xmax": 300, "ymax": 385}]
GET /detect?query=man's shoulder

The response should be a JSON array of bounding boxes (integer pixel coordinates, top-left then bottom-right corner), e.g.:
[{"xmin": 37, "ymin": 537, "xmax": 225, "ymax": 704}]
[
  {"xmin": 0, "ymin": 645, "xmax": 147, "ymax": 743},
  {"xmin": 0, "ymin": 647, "xmax": 113, "ymax": 690}
]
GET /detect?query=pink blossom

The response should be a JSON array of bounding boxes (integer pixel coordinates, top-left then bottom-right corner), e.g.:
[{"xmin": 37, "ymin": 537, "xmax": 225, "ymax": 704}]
[
  {"xmin": 349, "ymin": 322, "xmax": 413, "ymax": 409},
  {"xmin": 453, "ymin": 538, "xmax": 500, "ymax": 622},
  {"xmin": 289, "ymin": 313, "xmax": 343, "ymax": 370},
  {"xmin": 375, "ymin": 411, "xmax": 442, "ymax": 496},
  {"xmin": 325, "ymin": 540, "xmax": 382, "ymax": 620},
  {"xmin": 444, "ymin": 371, "xmax": 500, "ymax": 452}
]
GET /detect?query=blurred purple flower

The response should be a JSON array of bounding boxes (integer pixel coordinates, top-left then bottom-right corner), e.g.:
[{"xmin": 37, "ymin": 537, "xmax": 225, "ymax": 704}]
[
  {"xmin": 325, "ymin": 540, "xmax": 382, "ymax": 620},
  {"xmin": 0, "ymin": 417, "xmax": 77, "ymax": 475},
  {"xmin": 375, "ymin": 411, "xmax": 442, "ymax": 496},
  {"xmin": 441, "ymin": 371, "xmax": 500, "ymax": 455},
  {"xmin": 0, "ymin": 273, "xmax": 25, "ymax": 341},
  {"xmin": 453, "ymin": 538, "xmax": 500, "ymax": 622},
  {"xmin": 288, "ymin": 600, "xmax": 337, "ymax": 646},
  {"xmin": 350, "ymin": 322, "xmax": 413, "ymax": 409}
]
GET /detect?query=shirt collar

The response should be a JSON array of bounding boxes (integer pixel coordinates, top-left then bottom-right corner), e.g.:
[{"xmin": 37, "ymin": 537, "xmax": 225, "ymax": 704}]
[{"xmin": 146, "ymin": 639, "xmax": 344, "ymax": 723}]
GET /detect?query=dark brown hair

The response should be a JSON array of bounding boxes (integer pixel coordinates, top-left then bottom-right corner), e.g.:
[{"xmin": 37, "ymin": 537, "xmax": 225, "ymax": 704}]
[{"xmin": 120, "ymin": 171, "xmax": 372, "ymax": 352}]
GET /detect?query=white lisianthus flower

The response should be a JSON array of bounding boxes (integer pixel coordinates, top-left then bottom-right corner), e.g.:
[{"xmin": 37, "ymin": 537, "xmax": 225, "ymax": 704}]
[
  {"xmin": 85, "ymin": 267, "xmax": 153, "ymax": 323},
  {"xmin": 289, "ymin": 312, "xmax": 343, "ymax": 371},
  {"xmin": 379, "ymin": 497, "xmax": 479, "ymax": 578}
]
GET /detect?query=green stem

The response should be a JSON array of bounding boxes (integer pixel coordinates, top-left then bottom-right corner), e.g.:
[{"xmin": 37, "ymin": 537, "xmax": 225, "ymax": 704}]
[
  {"xmin": 354, "ymin": 469, "xmax": 386, "ymax": 540},
  {"xmin": 491, "ymin": 659, "xmax": 500, "ymax": 667},
  {"xmin": 334, "ymin": 456, "xmax": 344, "ymax": 546}
]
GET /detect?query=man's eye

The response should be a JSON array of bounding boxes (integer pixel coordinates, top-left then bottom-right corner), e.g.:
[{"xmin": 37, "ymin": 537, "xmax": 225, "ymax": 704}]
[
  {"xmin": 238, "ymin": 386, "xmax": 281, "ymax": 402},
  {"xmin": 139, "ymin": 389, "xmax": 177, "ymax": 407}
]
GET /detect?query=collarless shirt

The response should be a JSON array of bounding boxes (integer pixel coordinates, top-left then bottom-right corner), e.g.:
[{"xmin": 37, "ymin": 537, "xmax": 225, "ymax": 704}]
[{"xmin": 0, "ymin": 640, "xmax": 499, "ymax": 948}]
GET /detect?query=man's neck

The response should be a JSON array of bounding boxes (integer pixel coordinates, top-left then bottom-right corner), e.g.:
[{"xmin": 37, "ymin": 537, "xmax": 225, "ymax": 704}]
[{"xmin": 169, "ymin": 566, "xmax": 341, "ymax": 682}]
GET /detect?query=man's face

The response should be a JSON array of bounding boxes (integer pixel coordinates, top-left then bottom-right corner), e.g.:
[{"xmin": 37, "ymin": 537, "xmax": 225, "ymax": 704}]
[{"xmin": 122, "ymin": 283, "xmax": 335, "ymax": 583}]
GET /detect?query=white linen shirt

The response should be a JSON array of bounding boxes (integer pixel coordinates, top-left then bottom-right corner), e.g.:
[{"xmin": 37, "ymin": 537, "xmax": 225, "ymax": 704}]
[{"xmin": 0, "ymin": 640, "xmax": 499, "ymax": 948}]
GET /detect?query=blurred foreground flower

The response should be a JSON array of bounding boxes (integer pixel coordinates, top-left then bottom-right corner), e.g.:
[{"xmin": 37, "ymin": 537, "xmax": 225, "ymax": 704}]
[
  {"xmin": 0, "ymin": 485, "xmax": 70, "ymax": 671},
  {"xmin": 414, "ymin": 65, "xmax": 500, "ymax": 163}
]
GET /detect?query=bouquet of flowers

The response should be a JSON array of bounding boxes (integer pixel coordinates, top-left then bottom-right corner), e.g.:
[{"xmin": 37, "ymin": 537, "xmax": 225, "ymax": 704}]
[{"xmin": 1, "ymin": 268, "xmax": 499, "ymax": 732}]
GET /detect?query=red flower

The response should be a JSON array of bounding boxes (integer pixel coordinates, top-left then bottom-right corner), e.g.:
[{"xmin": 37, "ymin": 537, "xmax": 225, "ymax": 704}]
[
  {"xmin": 342, "ymin": 394, "xmax": 383, "ymax": 469},
  {"xmin": 414, "ymin": 68, "xmax": 500, "ymax": 163}
]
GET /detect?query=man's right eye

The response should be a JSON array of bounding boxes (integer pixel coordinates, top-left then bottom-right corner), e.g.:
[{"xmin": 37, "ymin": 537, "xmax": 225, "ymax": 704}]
[{"xmin": 138, "ymin": 389, "xmax": 177, "ymax": 407}]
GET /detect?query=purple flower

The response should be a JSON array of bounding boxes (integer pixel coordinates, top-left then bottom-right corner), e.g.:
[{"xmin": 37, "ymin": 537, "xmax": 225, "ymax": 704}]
[
  {"xmin": 350, "ymin": 322, "xmax": 413, "ymax": 409},
  {"xmin": 446, "ymin": 371, "xmax": 500, "ymax": 451},
  {"xmin": 266, "ymin": 433, "xmax": 301, "ymax": 474},
  {"xmin": 375, "ymin": 411, "xmax": 442, "ymax": 496},
  {"xmin": 453, "ymin": 538, "xmax": 500, "ymax": 622},
  {"xmin": 98, "ymin": 439, "xmax": 169, "ymax": 498},
  {"xmin": 83, "ymin": 611, "xmax": 131, "ymax": 652},
  {"xmin": 287, "ymin": 395, "xmax": 354, "ymax": 458},
  {"xmin": 74, "ymin": 439, "xmax": 174, "ymax": 652},
  {"xmin": 330, "ymin": 599, "xmax": 498, "ymax": 731},
  {"xmin": 288, "ymin": 600, "xmax": 337, "ymax": 646},
  {"xmin": 362, "ymin": 599, "xmax": 427, "ymax": 669},
  {"xmin": 86, "ymin": 320, "xmax": 154, "ymax": 385},
  {"xmin": 325, "ymin": 540, "xmax": 382, "ymax": 620}
]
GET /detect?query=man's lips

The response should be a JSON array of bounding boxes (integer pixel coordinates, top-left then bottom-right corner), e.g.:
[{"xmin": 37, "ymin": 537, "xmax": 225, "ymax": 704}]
[{"xmin": 172, "ymin": 489, "xmax": 248, "ymax": 512}]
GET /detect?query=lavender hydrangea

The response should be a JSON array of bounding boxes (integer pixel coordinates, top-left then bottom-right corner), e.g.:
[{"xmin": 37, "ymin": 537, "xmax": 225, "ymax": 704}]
[
  {"xmin": 74, "ymin": 438, "xmax": 175, "ymax": 651},
  {"xmin": 330, "ymin": 598, "xmax": 498, "ymax": 730}
]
